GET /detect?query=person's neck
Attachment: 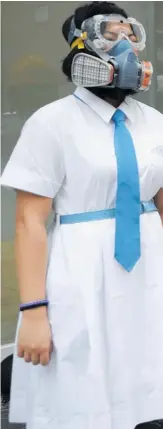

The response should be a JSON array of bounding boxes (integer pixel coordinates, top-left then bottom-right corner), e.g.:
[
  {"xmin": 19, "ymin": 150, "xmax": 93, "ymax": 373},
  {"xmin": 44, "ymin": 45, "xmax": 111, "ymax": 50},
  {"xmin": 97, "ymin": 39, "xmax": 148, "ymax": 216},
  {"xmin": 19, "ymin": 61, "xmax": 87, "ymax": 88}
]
[
  {"xmin": 104, "ymin": 96, "xmax": 123, "ymax": 108},
  {"xmin": 104, "ymin": 91, "xmax": 126, "ymax": 107},
  {"xmin": 88, "ymin": 87, "xmax": 126, "ymax": 108}
]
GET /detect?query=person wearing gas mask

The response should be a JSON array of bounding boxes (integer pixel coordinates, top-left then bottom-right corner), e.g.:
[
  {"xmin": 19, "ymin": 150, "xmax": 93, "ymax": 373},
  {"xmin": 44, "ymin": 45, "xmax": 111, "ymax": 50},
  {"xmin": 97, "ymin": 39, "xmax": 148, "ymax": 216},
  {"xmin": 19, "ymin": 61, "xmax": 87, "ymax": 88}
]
[{"xmin": 1, "ymin": 2, "xmax": 163, "ymax": 429}]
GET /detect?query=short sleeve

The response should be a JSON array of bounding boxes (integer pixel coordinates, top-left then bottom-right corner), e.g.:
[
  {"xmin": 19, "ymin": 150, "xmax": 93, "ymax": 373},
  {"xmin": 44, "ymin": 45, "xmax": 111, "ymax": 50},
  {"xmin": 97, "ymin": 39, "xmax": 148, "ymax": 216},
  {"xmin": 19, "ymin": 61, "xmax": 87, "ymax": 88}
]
[
  {"xmin": 1, "ymin": 110, "xmax": 65, "ymax": 198},
  {"xmin": 152, "ymin": 146, "xmax": 163, "ymax": 188}
]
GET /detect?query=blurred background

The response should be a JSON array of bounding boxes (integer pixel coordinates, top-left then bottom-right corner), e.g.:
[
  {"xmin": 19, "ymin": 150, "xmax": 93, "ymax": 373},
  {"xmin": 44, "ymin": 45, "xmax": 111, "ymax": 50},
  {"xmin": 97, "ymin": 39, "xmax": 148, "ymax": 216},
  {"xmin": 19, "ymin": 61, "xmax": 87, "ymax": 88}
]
[
  {"xmin": 1, "ymin": 2, "xmax": 163, "ymax": 428},
  {"xmin": 1, "ymin": 0, "xmax": 163, "ymax": 346}
]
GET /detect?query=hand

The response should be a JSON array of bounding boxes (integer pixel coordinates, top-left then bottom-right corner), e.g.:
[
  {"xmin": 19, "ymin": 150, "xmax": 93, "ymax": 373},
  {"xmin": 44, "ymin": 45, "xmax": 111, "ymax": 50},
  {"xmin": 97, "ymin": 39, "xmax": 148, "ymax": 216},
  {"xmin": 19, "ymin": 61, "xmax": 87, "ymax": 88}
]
[{"xmin": 17, "ymin": 307, "xmax": 53, "ymax": 366}]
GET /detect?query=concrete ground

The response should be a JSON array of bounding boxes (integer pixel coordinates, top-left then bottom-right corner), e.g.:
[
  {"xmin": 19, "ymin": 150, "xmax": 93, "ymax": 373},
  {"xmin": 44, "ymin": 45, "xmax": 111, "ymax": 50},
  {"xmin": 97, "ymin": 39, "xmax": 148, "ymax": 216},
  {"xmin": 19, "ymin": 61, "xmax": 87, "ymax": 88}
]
[{"xmin": 1, "ymin": 401, "xmax": 25, "ymax": 429}]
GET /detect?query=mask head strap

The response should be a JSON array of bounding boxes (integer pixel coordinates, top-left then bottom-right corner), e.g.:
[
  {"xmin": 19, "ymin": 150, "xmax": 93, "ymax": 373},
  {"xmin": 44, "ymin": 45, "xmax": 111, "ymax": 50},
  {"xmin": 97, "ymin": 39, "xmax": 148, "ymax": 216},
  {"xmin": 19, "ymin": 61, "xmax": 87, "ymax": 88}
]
[
  {"xmin": 68, "ymin": 17, "xmax": 87, "ymax": 50},
  {"xmin": 68, "ymin": 17, "xmax": 81, "ymax": 44}
]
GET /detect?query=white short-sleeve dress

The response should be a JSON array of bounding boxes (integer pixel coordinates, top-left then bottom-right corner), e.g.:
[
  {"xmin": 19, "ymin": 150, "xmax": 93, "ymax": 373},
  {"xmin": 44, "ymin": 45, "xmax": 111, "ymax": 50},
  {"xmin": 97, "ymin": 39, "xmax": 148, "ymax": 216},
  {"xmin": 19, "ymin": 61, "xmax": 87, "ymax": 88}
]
[{"xmin": 1, "ymin": 88, "xmax": 163, "ymax": 429}]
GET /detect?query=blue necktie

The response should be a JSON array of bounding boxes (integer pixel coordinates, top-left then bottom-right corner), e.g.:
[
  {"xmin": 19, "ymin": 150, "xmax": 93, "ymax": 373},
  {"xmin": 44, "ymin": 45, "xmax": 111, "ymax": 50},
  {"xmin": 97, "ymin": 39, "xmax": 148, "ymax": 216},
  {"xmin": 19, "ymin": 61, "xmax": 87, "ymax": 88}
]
[{"xmin": 112, "ymin": 109, "xmax": 141, "ymax": 271}]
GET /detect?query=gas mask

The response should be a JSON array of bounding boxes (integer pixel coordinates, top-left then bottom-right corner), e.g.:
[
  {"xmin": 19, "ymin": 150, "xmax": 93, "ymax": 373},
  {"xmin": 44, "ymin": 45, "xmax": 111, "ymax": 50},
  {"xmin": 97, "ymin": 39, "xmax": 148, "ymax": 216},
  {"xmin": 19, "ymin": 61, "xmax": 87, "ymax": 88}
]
[{"xmin": 68, "ymin": 14, "xmax": 153, "ymax": 92}]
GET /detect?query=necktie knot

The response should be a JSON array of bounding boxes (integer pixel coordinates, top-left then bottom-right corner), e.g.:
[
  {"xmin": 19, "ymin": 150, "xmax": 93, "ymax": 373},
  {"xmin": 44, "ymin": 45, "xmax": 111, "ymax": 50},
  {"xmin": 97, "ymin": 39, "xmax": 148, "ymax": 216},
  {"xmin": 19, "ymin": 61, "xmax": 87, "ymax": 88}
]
[{"xmin": 112, "ymin": 109, "xmax": 125, "ymax": 125}]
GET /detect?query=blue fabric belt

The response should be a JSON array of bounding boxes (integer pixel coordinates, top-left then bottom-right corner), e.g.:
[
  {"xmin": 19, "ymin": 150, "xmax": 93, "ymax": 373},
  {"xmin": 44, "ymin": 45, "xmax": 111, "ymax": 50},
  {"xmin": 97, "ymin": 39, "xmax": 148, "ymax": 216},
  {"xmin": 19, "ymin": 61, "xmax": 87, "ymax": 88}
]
[{"xmin": 59, "ymin": 201, "xmax": 157, "ymax": 225}]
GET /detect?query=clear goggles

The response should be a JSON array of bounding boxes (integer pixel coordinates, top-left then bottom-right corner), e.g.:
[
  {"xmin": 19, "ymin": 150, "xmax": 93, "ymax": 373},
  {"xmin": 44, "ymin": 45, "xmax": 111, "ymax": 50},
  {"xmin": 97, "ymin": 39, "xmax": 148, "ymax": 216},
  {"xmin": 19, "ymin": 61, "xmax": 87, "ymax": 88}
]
[{"xmin": 71, "ymin": 14, "xmax": 146, "ymax": 52}]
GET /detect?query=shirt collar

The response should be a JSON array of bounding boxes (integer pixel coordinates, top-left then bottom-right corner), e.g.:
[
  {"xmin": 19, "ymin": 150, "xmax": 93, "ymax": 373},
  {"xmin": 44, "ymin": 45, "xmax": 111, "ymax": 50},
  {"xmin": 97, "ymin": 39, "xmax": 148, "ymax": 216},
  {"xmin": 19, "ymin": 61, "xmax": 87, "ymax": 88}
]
[{"xmin": 74, "ymin": 87, "xmax": 135, "ymax": 124}]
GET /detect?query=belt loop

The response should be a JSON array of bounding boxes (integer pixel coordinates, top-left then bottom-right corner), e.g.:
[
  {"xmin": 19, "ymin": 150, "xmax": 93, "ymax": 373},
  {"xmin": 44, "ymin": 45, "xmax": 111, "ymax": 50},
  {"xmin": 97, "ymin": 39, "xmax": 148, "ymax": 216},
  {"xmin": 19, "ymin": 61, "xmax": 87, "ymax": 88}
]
[
  {"xmin": 55, "ymin": 213, "xmax": 60, "ymax": 227},
  {"xmin": 141, "ymin": 202, "xmax": 145, "ymax": 213}
]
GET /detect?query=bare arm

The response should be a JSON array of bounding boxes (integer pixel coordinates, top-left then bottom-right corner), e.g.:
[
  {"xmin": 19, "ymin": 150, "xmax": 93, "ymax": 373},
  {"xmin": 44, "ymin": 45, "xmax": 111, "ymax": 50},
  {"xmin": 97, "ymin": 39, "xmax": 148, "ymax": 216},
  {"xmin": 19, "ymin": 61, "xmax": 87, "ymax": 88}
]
[
  {"xmin": 15, "ymin": 191, "xmax": 52, "ymax": 304},
  {"xmin": 15, "ymin": 191, "xmax": 53, "ymax": 366},
  {"xmin": 154, "ymin": 188, "xmax": 163, "ymax": 225}
]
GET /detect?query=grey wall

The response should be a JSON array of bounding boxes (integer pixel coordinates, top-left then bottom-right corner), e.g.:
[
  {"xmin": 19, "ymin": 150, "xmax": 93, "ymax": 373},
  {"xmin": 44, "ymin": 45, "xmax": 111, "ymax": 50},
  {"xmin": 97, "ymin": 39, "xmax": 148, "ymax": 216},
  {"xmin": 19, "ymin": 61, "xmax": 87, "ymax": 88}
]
[
  {"xmin": 1, "ymin": 2, "xmax": 162, "ymax": 343},
  {"xmin": 1, "ymin": 1, "xmax": 161, "ymax": 242}
]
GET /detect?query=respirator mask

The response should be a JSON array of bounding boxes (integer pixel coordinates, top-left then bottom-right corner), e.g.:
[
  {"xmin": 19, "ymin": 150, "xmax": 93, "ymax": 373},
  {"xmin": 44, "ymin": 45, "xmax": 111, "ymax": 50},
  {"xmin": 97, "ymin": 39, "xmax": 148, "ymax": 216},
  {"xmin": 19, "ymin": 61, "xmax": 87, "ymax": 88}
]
[{"xmin": 68, "ymin": 14, "xmax": 153, "ymax": 92}]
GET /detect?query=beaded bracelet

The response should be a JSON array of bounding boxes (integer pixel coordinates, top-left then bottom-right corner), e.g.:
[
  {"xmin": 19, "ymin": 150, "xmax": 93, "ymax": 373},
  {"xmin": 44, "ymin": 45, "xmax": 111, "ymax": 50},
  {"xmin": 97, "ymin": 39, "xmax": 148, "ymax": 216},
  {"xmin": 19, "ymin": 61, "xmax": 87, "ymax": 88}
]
[{"xmin": 20, "ymin": 299, "xmax": 49, "ymax": 312}]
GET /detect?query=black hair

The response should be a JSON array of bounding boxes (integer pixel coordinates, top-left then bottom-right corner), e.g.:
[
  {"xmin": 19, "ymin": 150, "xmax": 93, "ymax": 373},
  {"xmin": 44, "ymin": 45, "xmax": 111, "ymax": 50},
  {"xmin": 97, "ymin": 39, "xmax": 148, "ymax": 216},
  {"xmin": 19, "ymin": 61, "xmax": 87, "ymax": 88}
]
[{"xmin": 62, "ymin": 1, "xmax": 128, "ymax": 80}]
